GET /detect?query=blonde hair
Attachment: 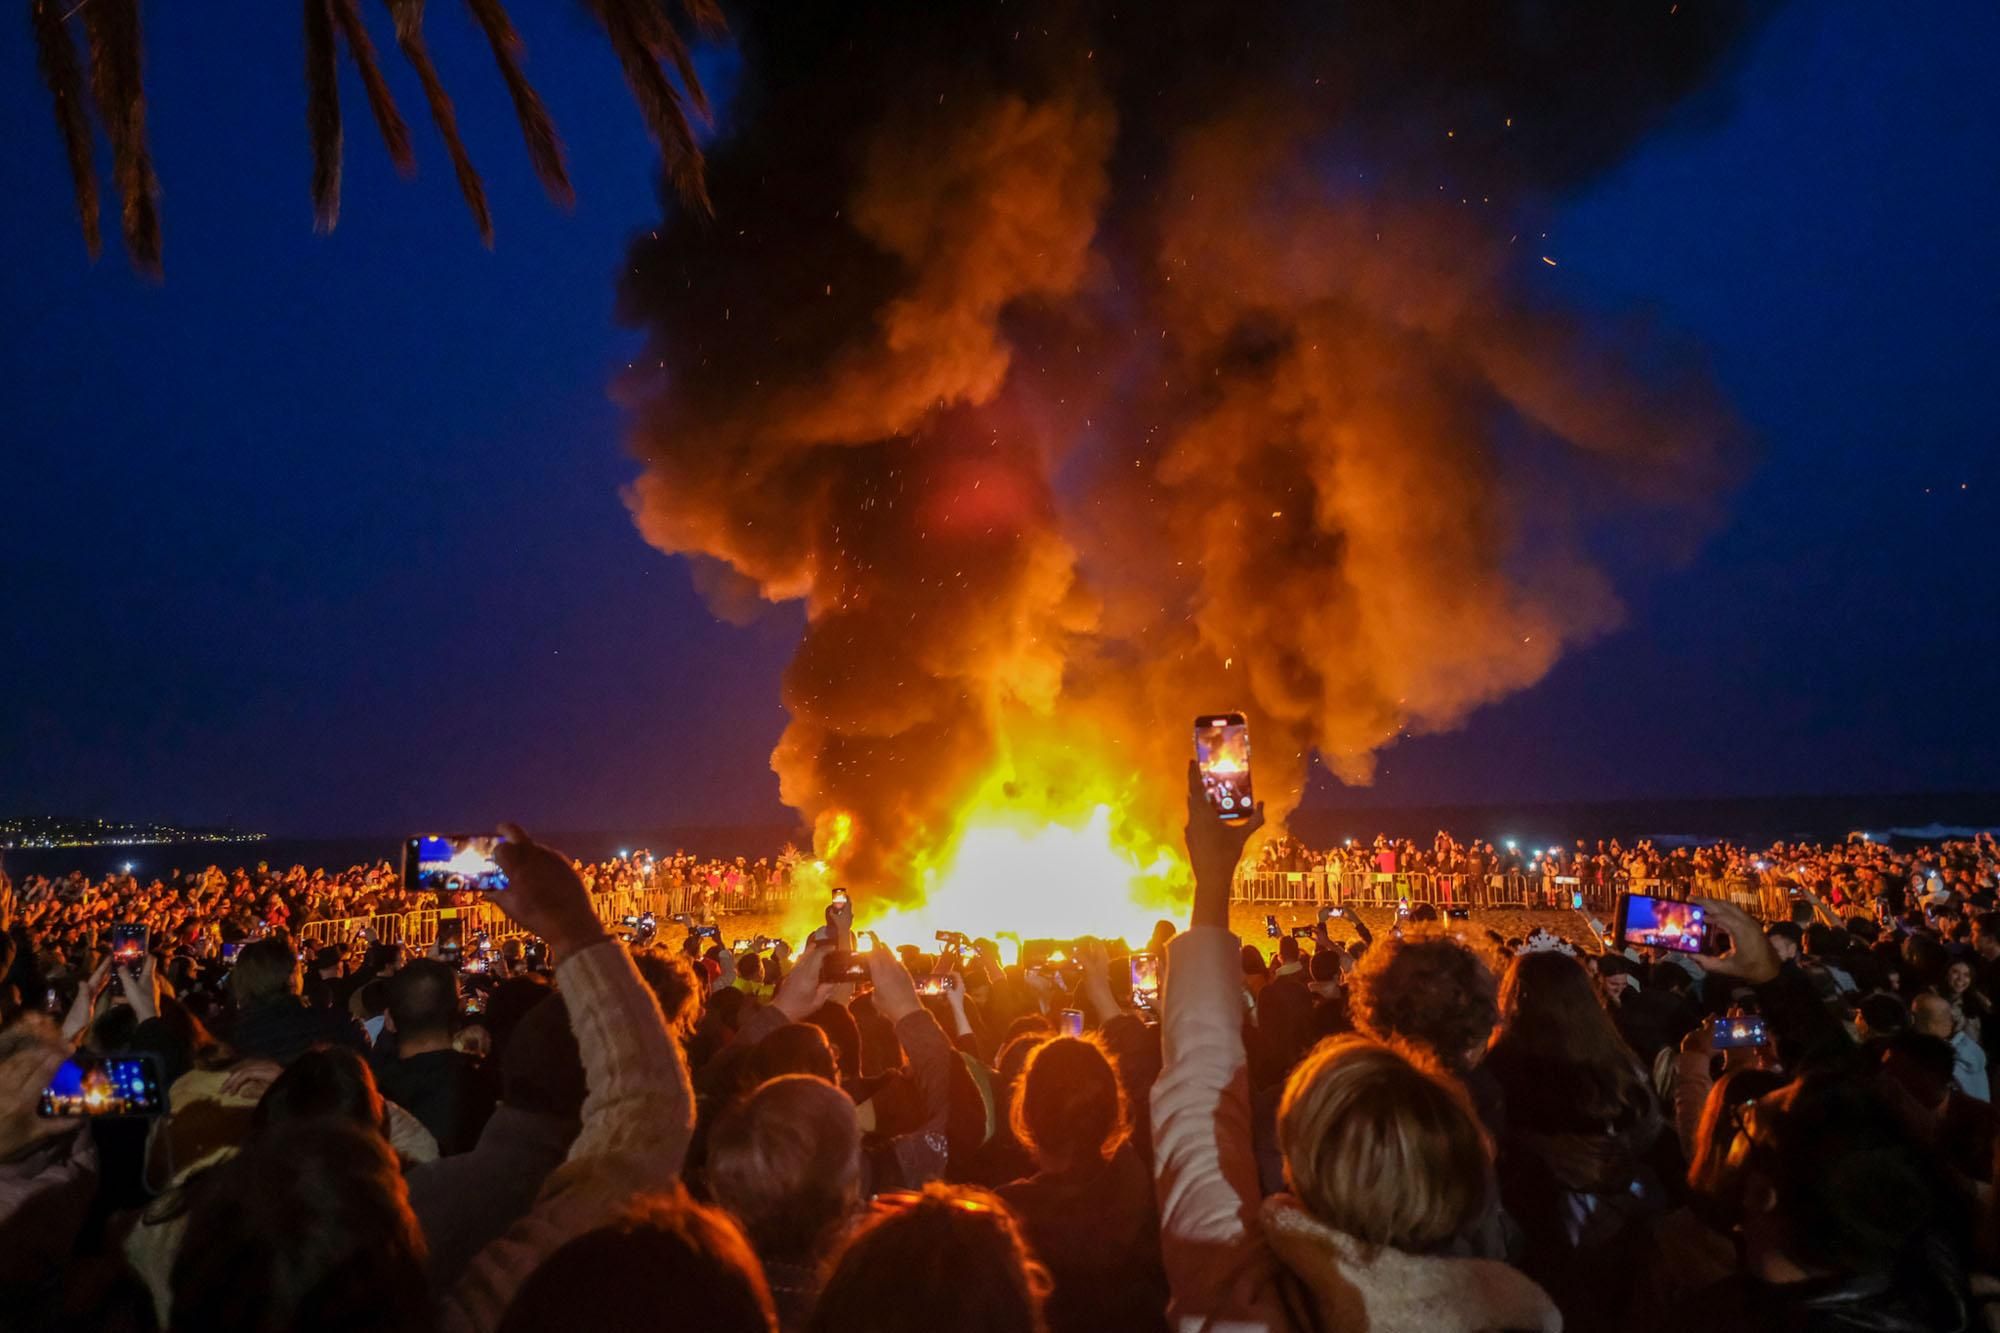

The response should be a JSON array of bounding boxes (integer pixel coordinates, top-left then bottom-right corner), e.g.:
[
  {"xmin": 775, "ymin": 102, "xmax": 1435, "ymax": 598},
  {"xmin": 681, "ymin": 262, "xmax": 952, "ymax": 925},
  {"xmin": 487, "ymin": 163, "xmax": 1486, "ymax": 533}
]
[{"xmin": 1276, "ymin": 1035, "xmax": 1491, "ymax": 1251}]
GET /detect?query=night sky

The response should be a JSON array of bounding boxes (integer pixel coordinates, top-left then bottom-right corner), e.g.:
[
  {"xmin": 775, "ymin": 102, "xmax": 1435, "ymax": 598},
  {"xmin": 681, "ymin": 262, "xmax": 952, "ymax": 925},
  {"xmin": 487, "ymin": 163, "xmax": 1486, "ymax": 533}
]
[{"xmin": 2, "ymin": 3, "xmax": 1994, "ymax": 838}]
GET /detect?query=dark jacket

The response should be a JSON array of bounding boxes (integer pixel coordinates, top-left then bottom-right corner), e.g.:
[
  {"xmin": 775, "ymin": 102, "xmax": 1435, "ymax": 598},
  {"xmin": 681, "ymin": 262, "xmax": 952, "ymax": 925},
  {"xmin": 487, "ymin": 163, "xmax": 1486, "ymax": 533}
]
[
  {"xmin": 1485, "ymin": 1042, "xmax": 1673, "ymax": 1331},
  {"xmin": 999, "ymin": 1146, "xmax": 1170, "ymax": 1333},
  {"xmin": 372, "ymin": 1048, "xmax": 495, "ymax": 1157},
  {"xmin": 406, "ymin": 1105, "xmax": 576, "ymax": 1290},
  {"xmin": 227, "ymin": 997, "xmax": 368, "ymax": 1066}
]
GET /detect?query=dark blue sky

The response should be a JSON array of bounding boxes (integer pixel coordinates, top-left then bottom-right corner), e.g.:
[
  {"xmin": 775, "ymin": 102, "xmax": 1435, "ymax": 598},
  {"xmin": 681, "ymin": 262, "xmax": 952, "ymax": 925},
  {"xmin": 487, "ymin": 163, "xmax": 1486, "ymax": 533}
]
[{"xmin": 2, "ymin": 3, "xmax": 1994, "ymax": 837}]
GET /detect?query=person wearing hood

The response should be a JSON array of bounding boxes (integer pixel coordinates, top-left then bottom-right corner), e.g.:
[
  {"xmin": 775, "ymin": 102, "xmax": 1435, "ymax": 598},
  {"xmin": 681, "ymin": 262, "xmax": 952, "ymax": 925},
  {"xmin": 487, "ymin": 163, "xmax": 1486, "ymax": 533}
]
[{"xmin": 1152, "ymin": 763, "xmax": 1559, "ymax": 1333}]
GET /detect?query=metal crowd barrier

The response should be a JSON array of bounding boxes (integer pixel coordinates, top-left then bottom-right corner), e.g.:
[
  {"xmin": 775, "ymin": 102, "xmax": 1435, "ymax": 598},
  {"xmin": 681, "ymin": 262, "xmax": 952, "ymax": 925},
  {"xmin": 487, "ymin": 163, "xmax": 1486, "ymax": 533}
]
[
  {"xmin": 1232, "ymin": 867, "xmax": 1782, "ymax": 922},
  {"xmin": 293, "ymin": 877, "xmax": 800, "ymax": 951}
]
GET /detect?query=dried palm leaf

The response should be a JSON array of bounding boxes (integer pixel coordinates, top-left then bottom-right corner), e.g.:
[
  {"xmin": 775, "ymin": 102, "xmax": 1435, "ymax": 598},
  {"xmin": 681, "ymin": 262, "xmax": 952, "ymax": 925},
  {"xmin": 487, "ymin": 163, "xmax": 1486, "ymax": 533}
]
[
  {"xmin": 383, "ymin": 0, "xmax": 493, "ymax": 245},
  {"xmin": 461, "ymin": 0, "xmax": 573, "ymax": 207},
  {"xmin": 305, "ymin": 0, "xmax": 343, "ymax": 230},
  {"xmin": 30, "ymin": 0, "xmax": 99, "ymax": 260},
  {"xmin": 677, "ymin": 0, "xmax": 726, "ymax": 39},
  {"xmin": 81, "ymin": 0, "xmax": 161, "ymax": 276},
  {"xmin": 590, "ymin": 0, "xmax": 710, "ymax": 215},
  {"xmin": 330, "ymin": 0, "xmax": 415, "ymax": 176}
]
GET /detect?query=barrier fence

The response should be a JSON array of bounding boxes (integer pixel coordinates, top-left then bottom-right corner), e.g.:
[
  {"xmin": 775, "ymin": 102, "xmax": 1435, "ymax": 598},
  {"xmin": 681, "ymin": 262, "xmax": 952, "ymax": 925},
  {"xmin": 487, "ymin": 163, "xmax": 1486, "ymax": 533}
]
[
  {"xmin": 294, "ymin": 866, "xmax": 1787, "ymax": 950},
  {"xmin": 293, "ymin": 880, "xmax": 803, "ymax": 951},
  {"xmin": 1228, "ymin": 868, "xmax": 1777, "ymax": 921}
]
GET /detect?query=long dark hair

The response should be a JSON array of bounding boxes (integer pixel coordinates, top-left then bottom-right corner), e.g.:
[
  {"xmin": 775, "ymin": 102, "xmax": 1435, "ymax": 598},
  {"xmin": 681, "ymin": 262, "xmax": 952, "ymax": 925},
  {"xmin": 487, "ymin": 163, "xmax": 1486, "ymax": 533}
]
[{"xmin": 1491, "ymin": 951, "xmax": 1649, "ymax": 1114}]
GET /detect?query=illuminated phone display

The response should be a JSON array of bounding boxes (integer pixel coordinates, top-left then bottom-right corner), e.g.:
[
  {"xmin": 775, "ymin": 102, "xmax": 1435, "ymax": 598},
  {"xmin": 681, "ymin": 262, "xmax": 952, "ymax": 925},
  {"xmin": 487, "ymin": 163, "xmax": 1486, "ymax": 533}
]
[{"xmin": 1194, "ymin": 713, "xmax": 1253, "ymax": 821}]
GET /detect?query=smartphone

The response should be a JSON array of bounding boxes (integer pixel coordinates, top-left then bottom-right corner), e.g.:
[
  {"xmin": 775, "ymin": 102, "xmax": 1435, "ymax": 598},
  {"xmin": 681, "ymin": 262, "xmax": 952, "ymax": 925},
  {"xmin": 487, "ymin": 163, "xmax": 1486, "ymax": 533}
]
[
  {"xmin": 831, "ymin": 888, "xmax": 850, "ymax": 905},
  {"xmin": 853, "ymin": 930, "xmax": 880, "ymax": 954},
  {"xmin": 1570, "ymin": 892, "xmax": 1585, "ymax": 910},
  {"xmin": 1193, "ymin": 713, "xmax": 1254, "ymax": 821},
  {"xmin": 1059, "ymin": 1008, "xmax": 1085, "ymax": 1038},
  {"xmin": 437, "ymin": 918, "xmax": 464, "ymax": 962},
  {"xmin": 220, "ymin": 939, "xmax": 243, "ymax": 963},
  {"xmin": 1289, "ymin": 925, "xmax": 1319, "ymax": 940},
  {"xmin": 39, "ymin": 1053, "xmax": 164, "ymax": 1118},
  {"xmin": 917, "ymin": 974, "xmax": 958, "ymax": 997},
  {"xmin": 403, "ymin": 834, "xmax": 508, "ymax": 894},
  {"xmin": 1264, "ymin": 914, "xmax": 1281, "ymax": 940},
  {"xmin": 110, "ymin": 923, "xmax": 148, "ymax": 967},
  {"xmin": 43, "ymin": 986, "xmax": 62, "ymax": 1016},
  {"xmin": 1128, "ymin": 952, "xmax": 1161, "ymax": 998},
  {"xmin": 462, "ymin": 992, "xmax": 486, "ymax": 1016},
  {"xmin": 732, "ymin": 938, "xmax": 756, "ymax": 953},
  {"xmin": 1614, "ymin": 893, "xmax": 1708, "ymax": 954},
  {"xmin": 821, "ymin": 951, "xmax": 872, "ymax": 984},
  {"xmin": 1445, "ymin": 906, "xmax": 1471, "ymax": 921},
  {"xmin": 694, "ymin": 925, "xmax": 722, "ymax": 943},
  {"xmin": 1710, "ymin": 1014, "xmax": 1767, "ymax": 1050}
]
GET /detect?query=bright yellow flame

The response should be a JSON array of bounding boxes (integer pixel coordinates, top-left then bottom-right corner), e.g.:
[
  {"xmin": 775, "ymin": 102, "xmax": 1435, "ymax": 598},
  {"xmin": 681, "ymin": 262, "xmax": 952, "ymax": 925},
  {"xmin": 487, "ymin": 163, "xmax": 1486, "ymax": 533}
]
[{"xmin": 863, "ymin": 801, "xmax": 1186, "ymax": 949}]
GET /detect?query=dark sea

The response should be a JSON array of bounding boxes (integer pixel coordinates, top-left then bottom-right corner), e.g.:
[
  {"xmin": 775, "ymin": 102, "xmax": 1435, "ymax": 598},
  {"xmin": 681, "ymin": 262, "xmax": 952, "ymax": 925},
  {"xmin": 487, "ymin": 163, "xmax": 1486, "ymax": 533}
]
[{"xmin": 6, "ymin": 793, "xmax": 1997, "ymax": 882}]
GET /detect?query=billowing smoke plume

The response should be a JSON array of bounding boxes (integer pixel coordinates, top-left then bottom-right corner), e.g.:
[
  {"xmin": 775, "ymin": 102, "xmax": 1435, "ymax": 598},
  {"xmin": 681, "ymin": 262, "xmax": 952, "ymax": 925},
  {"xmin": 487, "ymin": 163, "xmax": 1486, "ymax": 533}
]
[{"xmin": 619, "ymin": 0, "xmax": 1769, "ymax": 889}]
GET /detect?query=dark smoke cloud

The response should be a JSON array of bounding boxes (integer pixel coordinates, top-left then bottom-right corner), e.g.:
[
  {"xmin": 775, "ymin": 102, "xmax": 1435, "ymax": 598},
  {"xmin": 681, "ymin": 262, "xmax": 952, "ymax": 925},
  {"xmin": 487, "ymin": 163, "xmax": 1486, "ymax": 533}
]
[{"xmin": 618, "ymin": 0, "xmax": 1773, "ymax": 888}]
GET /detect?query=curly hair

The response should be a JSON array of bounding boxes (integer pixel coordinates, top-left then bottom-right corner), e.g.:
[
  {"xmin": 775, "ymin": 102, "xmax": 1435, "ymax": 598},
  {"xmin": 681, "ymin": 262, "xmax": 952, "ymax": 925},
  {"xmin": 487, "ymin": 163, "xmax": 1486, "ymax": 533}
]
[
  {"xmin": 630, "ymin": 944, "xmax": 703, "ymax": 1039},
  {"xmin": 1347, "ymin": 934, "xmax": 1498, "ymax": 1072}
]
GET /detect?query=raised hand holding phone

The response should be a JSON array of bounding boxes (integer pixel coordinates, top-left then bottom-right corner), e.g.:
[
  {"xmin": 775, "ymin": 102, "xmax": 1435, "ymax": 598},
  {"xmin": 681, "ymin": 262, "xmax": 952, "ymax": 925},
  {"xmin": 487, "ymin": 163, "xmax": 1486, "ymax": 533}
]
[
  {"xmin": 866, "ymin": 940, "xmax": 923, "ymax": 1025},
  {"xmin": 1184, "ymin": 757, "xmax": 1263, "ymax": 930},
  {"xmin": 1687, "ymin": 899, "xmax": 1780, "ymax": 985},
  {"xmin": 771, "ymin": 937, "xmax": 839, "ymax": 1022},
  {"xmin": 489, "ymin": 825, "xmax": 607, "ymax": 958}
]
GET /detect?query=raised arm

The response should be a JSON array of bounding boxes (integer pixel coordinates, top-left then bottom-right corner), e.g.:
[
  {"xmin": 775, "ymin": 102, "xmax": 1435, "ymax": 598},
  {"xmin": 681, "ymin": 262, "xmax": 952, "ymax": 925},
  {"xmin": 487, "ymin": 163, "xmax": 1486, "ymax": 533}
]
[
  {"xmin": 442, "ymin": 827, "xmax": 693, "ymax": 1333},
  {"xmin": 1153, "ymin": 763, "xmax": 1283, "ymax": 1331}
]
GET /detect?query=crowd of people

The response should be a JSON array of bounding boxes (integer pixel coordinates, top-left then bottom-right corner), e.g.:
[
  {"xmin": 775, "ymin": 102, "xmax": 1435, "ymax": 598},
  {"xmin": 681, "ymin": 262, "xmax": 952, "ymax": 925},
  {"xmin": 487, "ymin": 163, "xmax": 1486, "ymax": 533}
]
[
  {"xmin": 0, "ymin": 799, "xmax": 1996, "ymax": 1332},
  {"xmin": 1255, "ymin": 826, "xmax": 1983, "ymax": 907},
  {"xmin": 0, "ymin": 849, "xmax": 791, "ymax": 985}
]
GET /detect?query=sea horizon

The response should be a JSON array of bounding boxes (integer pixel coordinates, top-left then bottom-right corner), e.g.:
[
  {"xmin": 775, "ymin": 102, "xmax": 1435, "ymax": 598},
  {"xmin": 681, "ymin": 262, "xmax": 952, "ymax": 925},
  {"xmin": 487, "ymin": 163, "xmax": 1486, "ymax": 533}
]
[{"xmin": 5, "ymin": 789, "xmax": 1997, "ymax": 882}]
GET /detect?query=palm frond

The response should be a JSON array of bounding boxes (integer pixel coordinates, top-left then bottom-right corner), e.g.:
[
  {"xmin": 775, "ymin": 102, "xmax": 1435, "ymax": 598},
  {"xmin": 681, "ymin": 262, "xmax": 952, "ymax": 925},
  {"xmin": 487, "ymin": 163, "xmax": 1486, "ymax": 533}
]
[
  {"xmin": 590, "ymin": 0, "xmax": 710, "ymax": 216},
  {"xmin": 677, "ymin": 0, "xmax": 726, "ymax": 39},
  {"xmin": 305, "ymin": 0, "xmax": 343, "ymax": 231},
  {"xmin": 384, "ymin": 0, "xmax": 493, "ymax": 246},
  {"xmin": 30, "ymin": 0, "xmax": 100, "ymax": 260},
  {"xmin": 82, "ymin": 0, "xmax": 161, "ymax": 277},
  {"xmin": 461, "ymin": 0, "xmax": 573, "ymax": 207},
  {"xmin": 330, "ymin": 0, "xmax": 415, "ymax": 177},
  {"xmin": 625, "ymin": 0, "xmax": 711, "ymax": 123}
]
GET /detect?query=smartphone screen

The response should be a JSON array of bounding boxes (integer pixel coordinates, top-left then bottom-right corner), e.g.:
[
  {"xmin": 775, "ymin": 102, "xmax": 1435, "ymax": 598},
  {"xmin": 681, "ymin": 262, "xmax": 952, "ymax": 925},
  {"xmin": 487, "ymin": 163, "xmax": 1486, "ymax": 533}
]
[
  {"xmin": 436, "ymin": 918, "xmax": 464, "ymax": 961},
  {"xmin": 39, "ymin": 1054, "xmax": 164, "ymax": 1118},
  {"xmin": 110, "ymin": 923, "xmax": 148, "ymax": 967},
  {"xmin": 404, "ymin": 834, "xmax": 508, "ymax": 894},
  {"xmin": 1615, "ymin": 893, "xmax": 1708, "ymax": 954},
  {"xmin": 917, "ymin": 974, "xmax": 955, "ymax": 997},
  {"xmin": 1710, "ymin": 1015, "xmax": 1767, "ymax": 1049},
  {"xmin": 1059, "ymin": 1008, "xmax": 1085, "ymax": 1038},
  {"xmin": 1129, "ymin": 952, "xmax": 1161, "ymax": 996},
  {"xmin": 1263, "ymin": 914, "xmax": 1280, "ymax": 939},
  {"xmin": 1193, "ymin": 713, "xmax": 1253, "ymax": 821},
  {"xmin": 220, "ymin": 939, "xmax": 243, "ymax": 962}
]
